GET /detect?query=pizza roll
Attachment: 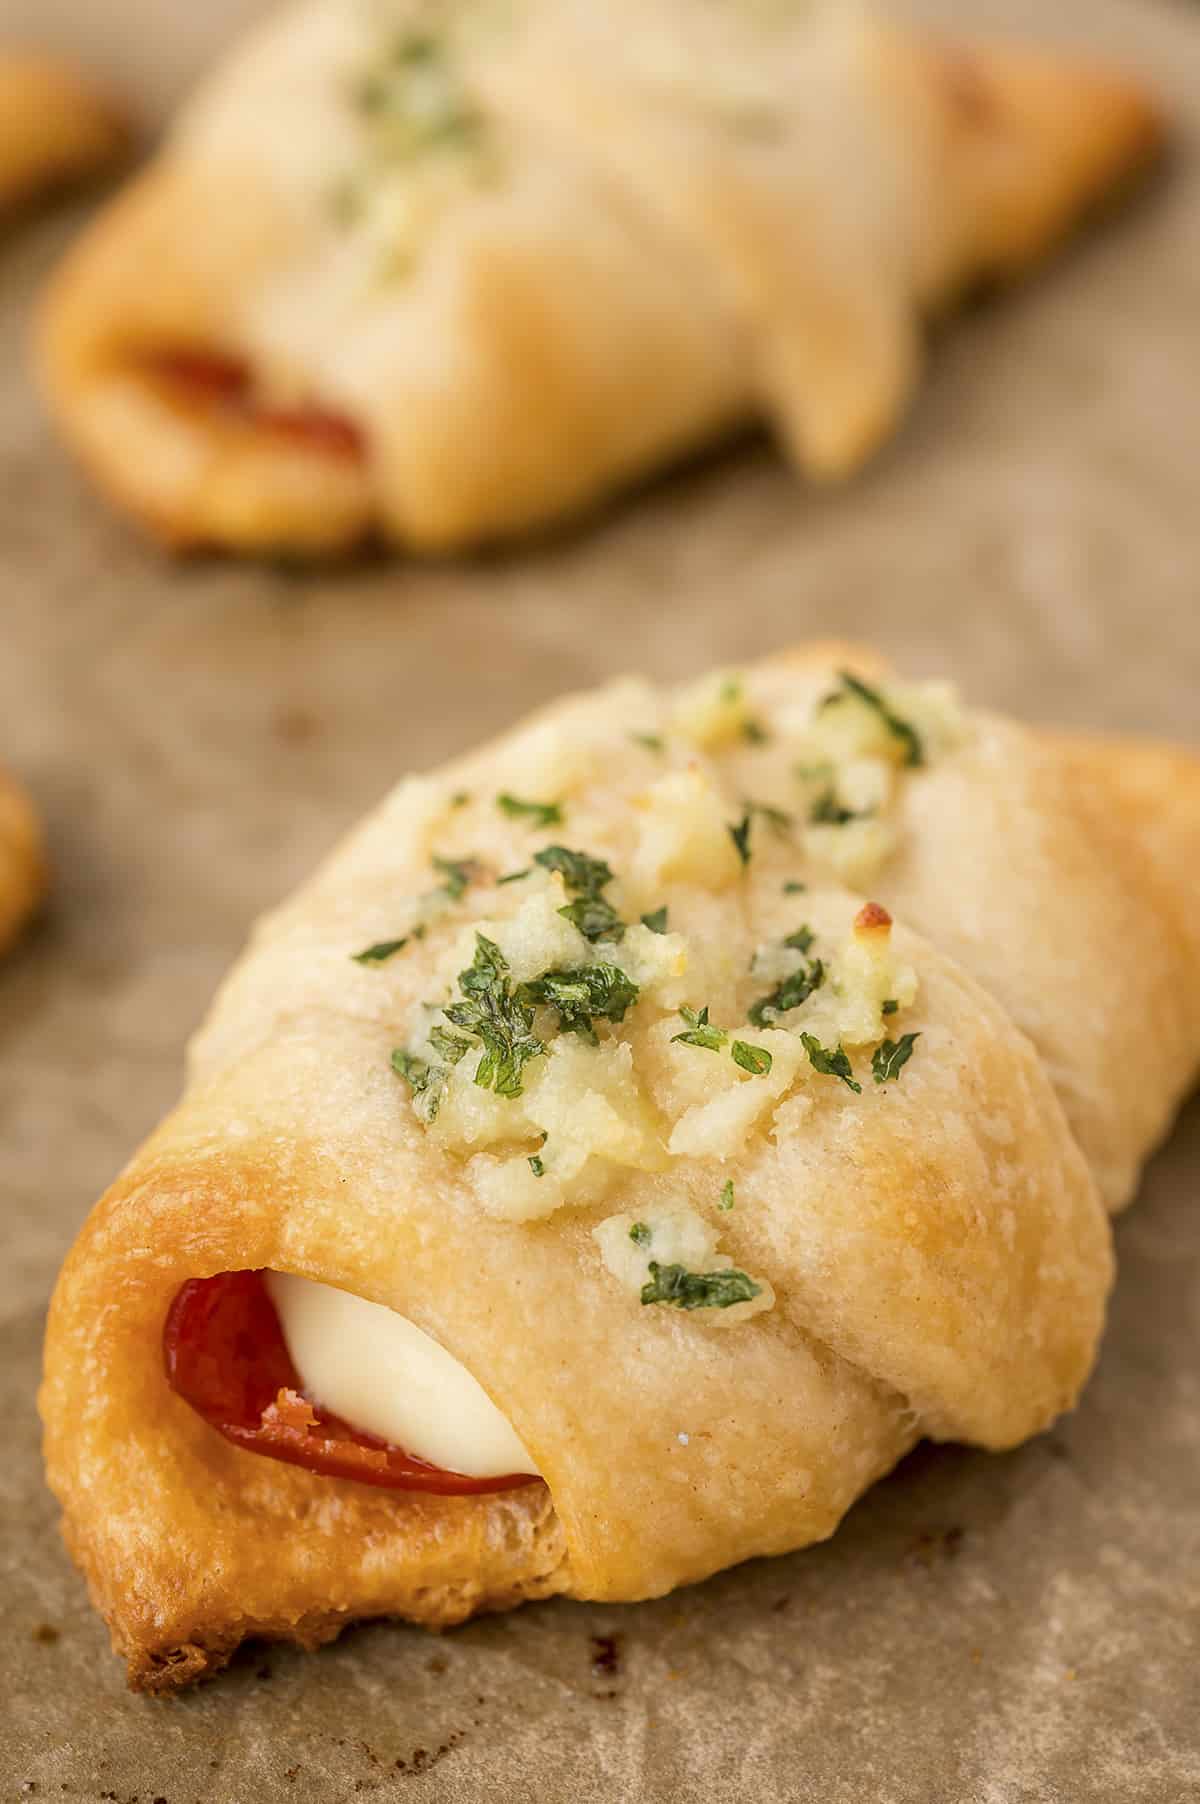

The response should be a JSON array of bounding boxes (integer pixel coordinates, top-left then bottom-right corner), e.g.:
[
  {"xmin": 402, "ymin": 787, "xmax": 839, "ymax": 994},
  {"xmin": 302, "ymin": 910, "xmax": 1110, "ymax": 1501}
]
[
  {"xmin": 0, "ymin": 761, "xmax": 46, "ymax": 954},
  {"xmin": 0, "ymin": 55, "xmax": 125, "ymax": 214},
  {"xmin": 42, "ymin": 647, "xmax": 1200, "ymax": 1691},
  {"xmin": 36, "ymin": 0, "xmax": 1162, "ymax": 554}
]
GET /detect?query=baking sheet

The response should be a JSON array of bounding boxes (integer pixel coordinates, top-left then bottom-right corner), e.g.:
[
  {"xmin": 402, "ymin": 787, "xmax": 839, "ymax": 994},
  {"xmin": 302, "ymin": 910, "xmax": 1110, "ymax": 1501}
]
[{"xmin": 2, "ymin": 0, "xmax": 1199, "ymax": 1797}]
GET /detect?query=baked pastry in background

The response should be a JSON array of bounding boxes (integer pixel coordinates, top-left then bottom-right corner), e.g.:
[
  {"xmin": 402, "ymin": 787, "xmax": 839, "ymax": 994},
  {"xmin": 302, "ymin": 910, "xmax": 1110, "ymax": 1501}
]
[
  {"xmin": 0, "ymin": 54, "xmax": 125, "ymax": 214},
  {"xmin": 0, "ymin": 761, "xmax": 46, "ymax": 954},
  {"xmin": 42, "ymin": 645, "xmax": 1200, "ymax": 1691},
  {"xmin": 37, "ymin": 0, "xmax": 1162, "ymax": 555}
]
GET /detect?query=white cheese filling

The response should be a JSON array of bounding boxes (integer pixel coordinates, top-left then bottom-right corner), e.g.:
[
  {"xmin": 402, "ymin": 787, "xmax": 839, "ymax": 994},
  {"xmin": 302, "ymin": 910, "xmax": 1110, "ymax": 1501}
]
[{"xmin": 265, "ymin": 1270, "xmax": 540, "ymax": 1479}]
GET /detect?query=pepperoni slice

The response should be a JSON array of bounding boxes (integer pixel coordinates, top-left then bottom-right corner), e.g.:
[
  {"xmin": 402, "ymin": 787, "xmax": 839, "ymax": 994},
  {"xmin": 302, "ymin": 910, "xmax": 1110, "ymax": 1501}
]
[
  {"xmin": 163, "ymin": 1269, "xmax": 541, "ymax": 1495},
  {"xmin": 147, "ymin": 349, "xmax": 366, "ymax": 460}
]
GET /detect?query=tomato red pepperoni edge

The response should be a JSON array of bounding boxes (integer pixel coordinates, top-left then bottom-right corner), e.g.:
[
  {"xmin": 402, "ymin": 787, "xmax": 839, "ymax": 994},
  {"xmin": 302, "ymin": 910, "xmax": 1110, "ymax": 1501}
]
[
  {"xmin": 146, "ymin": 349, "xmax": 367, "ymax": 460},
  {"xmin": 163, "ymin": 1269, "xmax": 542, "ymax": 1495}
]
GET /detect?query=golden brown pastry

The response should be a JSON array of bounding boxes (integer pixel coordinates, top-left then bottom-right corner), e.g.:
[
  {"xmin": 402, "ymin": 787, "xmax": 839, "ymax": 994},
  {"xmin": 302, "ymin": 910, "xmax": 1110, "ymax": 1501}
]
[
  {"xmin": 37, "ymin": 0, "xmax": 1162, "ymax": 555},
  {"xmin": 42, "ymin": 646, "xmax": 1200, "ymax": 1691},
  {"xmin": 0, "ymin": 54, "xmax": 125, "ymax": 214},
  {"xmin": 0, "ymin": 760, "xmax": 46, "ymax": 954}
]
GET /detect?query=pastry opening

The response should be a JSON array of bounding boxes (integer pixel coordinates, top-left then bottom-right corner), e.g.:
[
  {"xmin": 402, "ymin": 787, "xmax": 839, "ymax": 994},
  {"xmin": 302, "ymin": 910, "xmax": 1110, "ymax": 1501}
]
[
  {"xmin": 163, "ymin": 1268, "xmax": 542, "ymax": 1494},
  {"xmin": 143, "ymin": 347, "xmax": 368, "ymax": 461}
]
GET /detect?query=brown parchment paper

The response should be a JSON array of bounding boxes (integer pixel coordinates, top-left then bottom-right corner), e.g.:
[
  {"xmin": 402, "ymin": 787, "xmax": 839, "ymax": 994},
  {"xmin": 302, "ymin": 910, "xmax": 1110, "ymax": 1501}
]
[{"xmin": 1, "ymin": 0, "xmax": 1199, "ymax": 1797}]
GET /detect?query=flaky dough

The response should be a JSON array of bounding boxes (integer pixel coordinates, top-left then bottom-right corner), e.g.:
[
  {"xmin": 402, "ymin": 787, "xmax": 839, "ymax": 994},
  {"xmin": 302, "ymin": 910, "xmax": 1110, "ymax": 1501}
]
[
  {"xmin": 0, "ymin": 55, "xmax": 124, "ymax": 214},
  {"xmin": 42, "ymin": 647, "xmax": 1200, "ymax": 1689},
  {"xmin": 0, "ymin": 761, "xmax": 45, "ymax": 955},
  {"xmin": 37, "ymin": 1, "xmax": 1161, "ymax": 554}
]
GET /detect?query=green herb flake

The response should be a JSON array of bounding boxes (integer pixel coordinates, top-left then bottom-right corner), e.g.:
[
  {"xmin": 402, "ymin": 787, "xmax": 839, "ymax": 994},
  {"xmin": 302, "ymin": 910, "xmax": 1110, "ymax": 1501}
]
[
  {"xmin": 783, "ymin": 880, "xmax": 807, "ymax": 895},
  {"xmin": 671, "ymin": 1005, "xmax": 727, "ymax": 1052},
  {"xmin": 828, "ymin": 670, "xmax": 924, "ymax": 767},
  {"xmin": 534, "ymin": 844, "xmax": 614, "ymax": 893},
  {"xmin": 390, "ymin": 1048, "xmax": 446, "ymax": 1120},
  {"xmin": 808, "ymin": 789, "xmax": 865, "ymax": 827},
  {"xmin": 631, "ymin": 732, "xmax": 664, "ymax": 754},
  {"xmin": 450, "ymin": 791, "xmax": 470, "ymax": 809},
  {"xmin": 747, "ymin": 956, "xmax": 824, "ymax": 1028},
  {"xmin": 558, "ymin": 893, "xmax": 624, "ymax": 942},
  {"xmin": 441, "ymin": 933, "xmax": 544, "ymax": 1098},
  {"xmin": 352, "ymin": 937, "xmax": 408, "ymax": 965},
  {"xmin": 641, "ymin": 906, "xmax": 669, "ymax": 934},
  {"xmin": 731, "ymin": 1039, "xmax": 773, "ymax": 1077},
  {"xmin": 746, "ymin": 799, "xmax": 794, "ymax": 837},
  {"xmin": 497, "ymin": 867, "xmax": 531, "ymax": 885},
  {"xmin": 629, "ymin": 1221, "xmax": 652, "ymax": 1246},
  {"xmin": 881, "ymin": 998, "xmax": 898, "ymax": 1015},
  {"xmin": 872, "ymin": 1032, "xmax": 920, "ymax": 1084},
  {"xmin": 800, "ymin": 1032, "xmax": 862, "ymax": 1093},
  {"xmin": 718, "ymin": 1180, "xmax": 735, "ymax": 1211},
  {"xmin": 497, "ymin": 792, "xmax": 564, "ymax": 829},
  {"xmin": 432, "ymin": 854, "xmax": 482, "ymax": 901},
  {"xmin": 519, "ymin": 963, "xmax": 639, "ymax": 1044},
  {"xmin": 528, "ymin": 1154, "xmax": 546, "ymax": 1177},
  {"xmin": 729, "ymin": 812, "xmax": 753, "ymax": 867},
  {"xmin": 640, "ymin": 1262, "xmax": 761, "ymax": 1311},
  {"xmin": 719, "ymin": 676, "xmax": 743, "ymax": 705},
  {"xmin": 783, "ymin": 926, "xmax": 815, "ymax": 954},
  {"xmin": 353, "ymin": 29, "xmax": 484, "ymax": 160},
  {"xmin": 534, "ymin": 844, "xmax": 625, "ymax": 943},
  {"xmin": 741, "ymin": 717, "xmax": 770, "ymax": 745},
  {"xmin": 429, "ymin": 1024, "xmax": 472, "ymax": 1065}
]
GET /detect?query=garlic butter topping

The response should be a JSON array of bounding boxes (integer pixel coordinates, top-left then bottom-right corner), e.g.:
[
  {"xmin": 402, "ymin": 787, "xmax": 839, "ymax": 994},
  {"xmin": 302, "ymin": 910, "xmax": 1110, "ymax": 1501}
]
[{"xmin": 351, "ymin": 662, "xmax": 969, "ymax": 1316}]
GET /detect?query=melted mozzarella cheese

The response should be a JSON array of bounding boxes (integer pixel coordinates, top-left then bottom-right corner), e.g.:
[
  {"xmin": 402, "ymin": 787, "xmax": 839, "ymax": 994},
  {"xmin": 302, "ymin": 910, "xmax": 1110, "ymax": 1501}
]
[{"xmin": 265, "ymin": 1270, "xmax": 539, "ymax": 1479}]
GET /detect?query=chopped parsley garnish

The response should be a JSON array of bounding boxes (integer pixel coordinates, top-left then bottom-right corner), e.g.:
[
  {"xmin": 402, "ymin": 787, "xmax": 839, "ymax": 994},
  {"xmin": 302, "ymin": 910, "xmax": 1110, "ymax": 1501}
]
[
  {"xmin": 528, "ymin": 1154, "xmax": 546, "ymax": 1177},
  {"xmin": 497, "ymin": 792, "xmax": 564, "ymax": 829},
  {"xmin": 747, "ymin": 955, "xmax": 824, "ymax": 1027},
  {"xmin": 519, "ymin": 963, "xmax": 639, "ymax": 1044},
  {"xmin": 534, "ymin": 844, "xmax": 624, "ymax": 943},
  {"xmin": 641, "ymin": 1262, "xmax": 761, "ymax": 1311},
  {"xmin": 741, "ymin": 717, "xmax": 770, "ymax": 745},
  {"xmin": 808, "ymin": 789, "xmax": 867, "ymax": 827},
  {"xmin": 641, "ymin": 906, "xmax": 668, "ymax": 934},
  {"xmin": 441, "ymin": 933, "xmax": 544, "ymax": 1098},
  {"xmin": 631, "ymin": 732, "xmax": 664, "ymax": 754},
  {"xmin": 629, "ymin": 1221, "xmax": 652, "ymax": 1246},
  {"xmin": 497, "ymin": 868, "xmax": 530, "ymax": 885},
  {"xmin": 451, "ymin": 791, "xmax": 470, "ymax": 809},
  {"xmin": 783, "ymin": 880, "xmax": 807, "ymax": 894},
  {"xmin": 719, "ymin": 1180, "xmax": 735, "ymax": 1212},
  {"xmin": 352, "ymin": 937, "xmax": 408, "ymax": 964},
  {"xmin": 730, "ymin": 801, "xmax": 792, "ymax": 867},
  {"xmin": 784, "ymin": 926, "xmax": 815, "ymax": 953},
  {"xmin": 390, "ymin": 1049, "xmax": 446, "ymax": 1121},
  {"xmin": 432, "ymin": 854, "xmax": 482, "ymax": 901},
  {"xmin": 881, "ymin": 998, "xmax": 898, "ymax": 1015},
  {"xmin": 429, "ymin": 1024, "xmax": 472, "ymax": 1065},
  {"xmin": 824, "ymin": 670, "xmax": 924, "ymax": 767},
  {"xmin": 872, "ymin": 1032, "xmax": 920, "ymax": 1084},
  {"xmin": 533, "ymin": 844, "xmax": 613, "ymax": 892},
  {"xmin": 746, "ymin": 799, "xmax": 794, "ymax": 836},
  {"xmin": 729, "ymin": 812, "xmax": 753, "ymax": 867},
  {"xmin": 559, "ymin": 893, "xmax": 625, "ymax": 941},
  {"xmin": 731, "ymin": 1039, "xmax": 773, "ymax": 1077},
  {"xmin": 354, "ymin": 30, "xmax": 483, "ymax": 158},
  {"xmin": 800, "ymin": 1032, "xmax": 862, "ymax": 1093},
  {"xmin": 671, "ymin": 1005, "xmax": 727, "ymax": 1052}
]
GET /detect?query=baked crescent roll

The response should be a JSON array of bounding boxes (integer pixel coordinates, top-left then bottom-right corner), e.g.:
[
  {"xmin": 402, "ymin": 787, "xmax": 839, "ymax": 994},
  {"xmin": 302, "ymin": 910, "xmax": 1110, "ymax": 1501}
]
[
  {"xmin": 37, "ymin": 0, "xmax": 1162, "ymax": 554},
  {"xmin": 42, "ymin": 647, "xmax": 1200, "ymax": 1691},
  {"xmin": 0, "ymin": 761, "xmax": 46, "ymax": 954},
  {"xmin": 0, "ymin": 55, "xmax": 125, "ymax": 214}
]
